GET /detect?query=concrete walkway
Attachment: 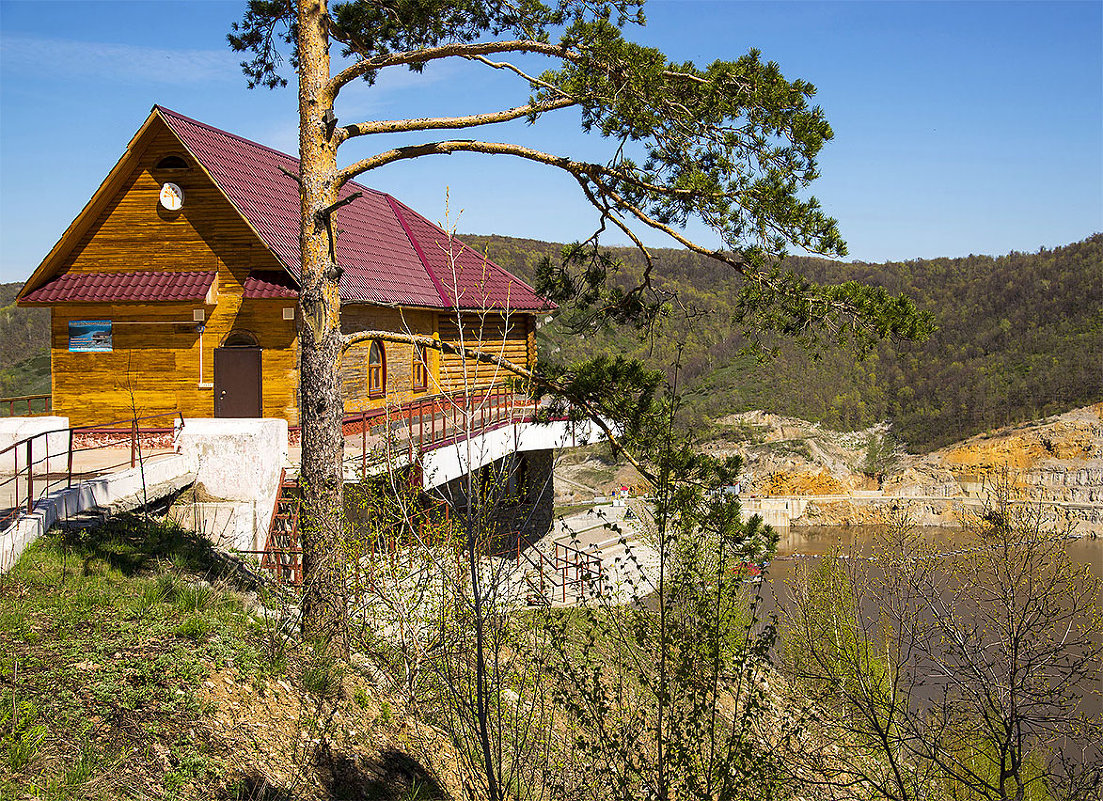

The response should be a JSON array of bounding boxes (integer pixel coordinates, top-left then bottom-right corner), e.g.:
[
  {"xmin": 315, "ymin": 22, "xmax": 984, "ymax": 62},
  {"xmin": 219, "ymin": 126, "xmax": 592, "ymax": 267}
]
[
  {"xmin": 0, "ymin": 446, "xmax": 178, "ymax": 522},
  {"xmin": 1, "ymin": 451, "xmax": 197, "ymax": 572}
]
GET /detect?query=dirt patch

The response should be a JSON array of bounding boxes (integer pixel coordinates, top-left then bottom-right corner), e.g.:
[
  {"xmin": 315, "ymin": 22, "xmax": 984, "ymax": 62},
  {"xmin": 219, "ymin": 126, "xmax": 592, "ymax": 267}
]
[
  {"xmin": 195, "ymin": 667, "xmax": 458, "ymax": 800},
  {"xmin": 761, "ymin": 469, "xmax": 850, "ymax": 496},
  {"xmin": 172, "ymin": 482, "xmax": 232, "ymax": 504},
  {"xmin": 931, "ymin": 407, "xmax": 1102, "ymax": 474}
]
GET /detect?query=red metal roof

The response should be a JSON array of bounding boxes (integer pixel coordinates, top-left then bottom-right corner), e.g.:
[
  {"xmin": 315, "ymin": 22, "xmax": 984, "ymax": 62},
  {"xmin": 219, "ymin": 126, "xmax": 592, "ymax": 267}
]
[
  {"xmin": 21, "ymin": 270, "xmax": 215, "ymax": 304},
  {"xmin": 242, "ymin": 271, "xmax": 299, "ymax": 299},
  {"xmin": 156, "ymin": 106, "xmax": 550, "ymax": 312}
]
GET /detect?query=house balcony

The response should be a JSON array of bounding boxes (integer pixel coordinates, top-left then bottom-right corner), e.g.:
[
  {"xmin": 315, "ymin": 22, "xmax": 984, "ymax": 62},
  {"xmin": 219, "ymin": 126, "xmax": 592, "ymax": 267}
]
[{"xmin": 286, "ymin": 383, "xmax": 605, "ymax": 489}]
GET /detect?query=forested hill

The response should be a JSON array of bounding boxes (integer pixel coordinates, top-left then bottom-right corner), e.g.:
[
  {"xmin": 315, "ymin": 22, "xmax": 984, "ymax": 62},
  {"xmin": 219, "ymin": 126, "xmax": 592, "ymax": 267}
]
[
  {"xmin": 2, "ymin": 235, "xmax": 1099, "ymax": 454},
  {"xmin": 461, "ymin": 233, "xmax": 1102, "ymax": 453},
  {"xmin": 0, "ymin": 282, "xmax": 50, "ymax": 399}
]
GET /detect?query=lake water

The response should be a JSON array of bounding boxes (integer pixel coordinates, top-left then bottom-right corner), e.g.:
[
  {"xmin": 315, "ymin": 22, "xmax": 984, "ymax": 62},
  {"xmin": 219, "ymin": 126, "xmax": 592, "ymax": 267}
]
[
  {"xmin": 761, "ymin": 524, "xmax": 1103, "ymax": 722},
  {"xmin": 767, "ymin": 524, "xmax": 1102, "ymax": 580}
]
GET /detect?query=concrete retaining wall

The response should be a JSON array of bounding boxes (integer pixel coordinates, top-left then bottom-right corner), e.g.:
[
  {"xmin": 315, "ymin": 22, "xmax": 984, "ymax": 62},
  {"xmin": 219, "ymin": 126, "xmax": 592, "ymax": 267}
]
[
  {"xmin": 175, "ymin": 418, "xmax": 288, "ymax": 551},
  {"xmin": 430, "ymin": 449, "xmax": 555, "ymax": 545},
  {"xmin": 169, "ymin": 501, "xmax": 256, "ymax": 552},
  {"xmin": 0, "ymin": 417, "xmax": 71, "ymax": 473},
  {"xmin": 741, "ymin": 493, "xmax": 1103, "ymax": 534}
]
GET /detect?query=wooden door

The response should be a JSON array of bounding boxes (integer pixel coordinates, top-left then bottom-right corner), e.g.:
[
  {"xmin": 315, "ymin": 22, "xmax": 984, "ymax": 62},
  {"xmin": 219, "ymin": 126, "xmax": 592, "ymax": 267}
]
[{"xmin": 214, "ymin": 347, "xmax": 262, "ymax": 417}]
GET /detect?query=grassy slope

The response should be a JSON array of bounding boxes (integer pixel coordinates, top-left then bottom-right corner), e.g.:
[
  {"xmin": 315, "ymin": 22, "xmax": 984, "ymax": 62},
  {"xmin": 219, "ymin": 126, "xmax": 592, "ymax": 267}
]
[{"xmin": 0, "ymin": 518, "xmax": 452, "ymax": 800}]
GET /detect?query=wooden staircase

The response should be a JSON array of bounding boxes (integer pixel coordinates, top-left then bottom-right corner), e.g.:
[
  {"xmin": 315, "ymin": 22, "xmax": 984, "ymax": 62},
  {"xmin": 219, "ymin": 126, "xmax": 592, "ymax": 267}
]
[{"xmin": 260, "ymin": 471, "xmax": 302, "ymax": 586}]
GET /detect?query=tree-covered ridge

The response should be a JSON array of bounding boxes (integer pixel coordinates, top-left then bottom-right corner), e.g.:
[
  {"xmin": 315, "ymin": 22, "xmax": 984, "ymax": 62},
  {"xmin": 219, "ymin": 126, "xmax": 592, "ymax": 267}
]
[
  {"xmin": 0, "ymin": 282, "xmax": 50, "ymax": 400},
  {"xmin": 462, "ymin": 233, "xmax": 1102, "ymax": 453}
]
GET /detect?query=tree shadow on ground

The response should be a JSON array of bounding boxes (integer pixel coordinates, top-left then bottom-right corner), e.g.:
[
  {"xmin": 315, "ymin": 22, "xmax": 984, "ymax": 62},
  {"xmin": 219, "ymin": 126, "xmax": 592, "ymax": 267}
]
[
  {"xmin": 58, "ymin": 512, "xmax": 233, "ymax": 579},
  {"xmin": 225, "ymin": 772, "xmax": 295, "ymax": 801},
  {"xmin": 316, "ymin": 744, "xmax": 450, "ymax": 800}
]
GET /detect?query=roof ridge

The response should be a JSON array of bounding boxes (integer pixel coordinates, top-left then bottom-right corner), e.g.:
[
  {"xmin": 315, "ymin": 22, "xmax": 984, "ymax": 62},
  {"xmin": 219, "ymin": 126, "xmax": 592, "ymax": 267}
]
[
  {"xmin": 150, "ymin": 106, "xmax": 548, "ymax": 311},
  {"xmin": 153, "ymin": 104, "xmax": 387, "ymax": 199},
  {"xmin": 384, "ymin": 195, "xmax": 452, "ymax": 307}
]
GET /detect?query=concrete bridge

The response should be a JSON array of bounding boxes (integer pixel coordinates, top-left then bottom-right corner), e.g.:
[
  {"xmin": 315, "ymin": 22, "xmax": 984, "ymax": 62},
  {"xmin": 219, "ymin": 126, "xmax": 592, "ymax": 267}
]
[{"xmin": 1, "ymin": 407, "xmax": 606, "ymax": 575}]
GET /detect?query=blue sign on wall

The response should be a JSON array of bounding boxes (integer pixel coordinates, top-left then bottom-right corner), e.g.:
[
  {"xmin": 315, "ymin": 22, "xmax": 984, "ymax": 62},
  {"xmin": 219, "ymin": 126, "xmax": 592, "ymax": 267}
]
[{"xmin": 69, "ymin": 320, "xmax": 113, "ymax": 352}]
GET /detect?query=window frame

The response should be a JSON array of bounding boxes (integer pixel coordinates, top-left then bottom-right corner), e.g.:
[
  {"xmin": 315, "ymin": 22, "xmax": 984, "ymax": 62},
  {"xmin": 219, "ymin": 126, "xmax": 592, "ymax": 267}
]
[
  {"xmin": 412, "ymin": 343, "xmax": 428, "ymax": 392},
  {"xmin": 367, "ymin": 340, "xmax": 386, "ymax": 398}
]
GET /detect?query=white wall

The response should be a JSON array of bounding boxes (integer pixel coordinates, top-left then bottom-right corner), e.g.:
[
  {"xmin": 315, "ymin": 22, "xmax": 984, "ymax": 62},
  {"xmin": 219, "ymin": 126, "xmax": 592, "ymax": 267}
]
[
  {"xmin": 0, "ymin": 417, "xmax": 70, "ymax": 473},
  {"xmin": 176, "ymin": 418, "xmax": 288, "ymax": 550}
]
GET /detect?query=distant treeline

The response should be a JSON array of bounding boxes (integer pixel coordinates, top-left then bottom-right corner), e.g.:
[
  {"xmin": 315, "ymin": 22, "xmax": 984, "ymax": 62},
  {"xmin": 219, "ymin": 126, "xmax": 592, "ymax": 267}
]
[
  {"xmin": 0, "ymin": 282, "xmax": 50, "ymax": 400},
  {"xmin": 2, "ymin": 232, "xmax": 1099, "ymax": 453},
  {"xmin": 461, "ymin": 233, "xmax": 1102, "ymax": 453}
]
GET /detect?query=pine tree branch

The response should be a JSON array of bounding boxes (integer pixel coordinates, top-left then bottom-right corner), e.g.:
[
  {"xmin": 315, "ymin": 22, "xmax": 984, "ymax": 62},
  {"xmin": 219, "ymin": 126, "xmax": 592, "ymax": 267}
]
[
  {"xmin": 337, "ymin": 97, "xmax": 577, "ymax": 141},
  {"xmin": 467, "ymin": 54, "xmax": 568, "ymax": 96},
  {"xmin": 329, "ymin": 39, "xmax": 578, "ymax": 93},
  {"xmin": 335, "ymin": 138, "xmax": 692, "ymax": 199}
]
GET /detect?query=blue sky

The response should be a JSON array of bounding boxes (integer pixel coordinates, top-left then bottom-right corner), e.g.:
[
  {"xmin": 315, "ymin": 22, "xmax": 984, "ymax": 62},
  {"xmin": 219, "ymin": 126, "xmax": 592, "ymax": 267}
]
[{"xmin": 1, "ymin": 0, "xmax": 1100, "ymax": 284}]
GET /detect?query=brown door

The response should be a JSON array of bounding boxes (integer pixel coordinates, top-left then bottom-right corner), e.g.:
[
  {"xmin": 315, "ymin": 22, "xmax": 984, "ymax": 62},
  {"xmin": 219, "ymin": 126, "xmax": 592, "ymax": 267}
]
[{"xmin": 214, "ymin": 347, "xmax": 262, "ymax": 417}]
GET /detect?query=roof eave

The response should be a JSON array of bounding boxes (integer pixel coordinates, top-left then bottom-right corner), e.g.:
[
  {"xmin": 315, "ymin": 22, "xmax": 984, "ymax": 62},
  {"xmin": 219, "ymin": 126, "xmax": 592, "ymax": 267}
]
[{"xmin": 17, "ymin": 110, "xmax": 164, "ymax": 303}]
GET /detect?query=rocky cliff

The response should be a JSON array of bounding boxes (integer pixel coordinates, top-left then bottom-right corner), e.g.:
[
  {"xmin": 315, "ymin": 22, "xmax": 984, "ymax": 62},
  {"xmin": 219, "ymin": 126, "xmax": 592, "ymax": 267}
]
[{"xmin": 699, "ymin": 406, "xmax": 1102, "ymax": 530}]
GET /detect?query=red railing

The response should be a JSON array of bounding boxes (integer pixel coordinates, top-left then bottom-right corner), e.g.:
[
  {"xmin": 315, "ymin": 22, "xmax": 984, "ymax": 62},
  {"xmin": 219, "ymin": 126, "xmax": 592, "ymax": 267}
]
[
  {"xmin": 342, "ymin": 383, "xmax": 536, "ymax": 477},
  {"xmin": 0, "ymin": 411, "xmax": 184, "ymax": 531},
  {"xmin": 499, "ymin": 537, "xmax": 605, "ymax": 605},
  {"xmin": 0, "ymin": 394, "xmax": 52, "ymax": 417}
]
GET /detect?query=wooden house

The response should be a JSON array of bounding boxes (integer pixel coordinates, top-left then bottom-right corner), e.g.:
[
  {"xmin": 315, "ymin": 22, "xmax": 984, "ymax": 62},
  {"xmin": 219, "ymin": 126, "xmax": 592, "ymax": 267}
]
[{"xmin": 17, "ymin": 106, "xmax": 550, "ymax": 428}]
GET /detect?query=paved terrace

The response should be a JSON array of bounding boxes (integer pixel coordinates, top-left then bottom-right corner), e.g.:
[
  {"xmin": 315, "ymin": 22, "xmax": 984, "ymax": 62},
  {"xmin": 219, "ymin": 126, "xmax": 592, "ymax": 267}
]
[{"xmin": 0, "ymin": 417, "xmax": 183, "ymax": 530}]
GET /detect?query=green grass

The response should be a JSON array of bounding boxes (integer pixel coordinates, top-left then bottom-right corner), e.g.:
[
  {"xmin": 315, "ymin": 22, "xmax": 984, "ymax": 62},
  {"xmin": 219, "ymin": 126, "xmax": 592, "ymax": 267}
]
[
  {"xmin": 0, "ymin": 515, "xmax": 274, "ymax": 799},
  {"xmin": 553, "ymin": 501, "xmax": 600, "ymax": 518}
]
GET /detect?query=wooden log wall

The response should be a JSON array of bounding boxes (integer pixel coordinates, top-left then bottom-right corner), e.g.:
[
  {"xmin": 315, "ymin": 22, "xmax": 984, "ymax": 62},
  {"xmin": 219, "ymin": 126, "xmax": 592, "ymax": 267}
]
[
  {"xmin": 438, "ymin": 312, "xmax": 532, "ymax": 392},
  {"xmin": 340, "ymin": 306, "xmax": 439, "ymax": 411},
  {"xmin": 45, "ymin": 121, "xmax": 299, "ymax": 427}
]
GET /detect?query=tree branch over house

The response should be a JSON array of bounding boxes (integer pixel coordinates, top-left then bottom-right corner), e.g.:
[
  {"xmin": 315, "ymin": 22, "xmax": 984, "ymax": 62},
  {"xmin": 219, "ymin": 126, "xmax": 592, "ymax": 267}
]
[{"xmin": 228, "ymin": 0, "xmax": 934, "ymax": 654}]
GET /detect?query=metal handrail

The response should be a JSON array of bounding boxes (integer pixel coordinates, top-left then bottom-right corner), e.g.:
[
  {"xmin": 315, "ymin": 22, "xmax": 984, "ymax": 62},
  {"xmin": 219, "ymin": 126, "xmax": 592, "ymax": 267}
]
[
  {"xmin": 0, "ymin": 411, "xmax": 185, "ymax": 530},
  {"xmin": 0, "ymin": 394, "xmax": 52, "ymax": 417},
  {"xmin": 342, "ymin": 383, "xmax": 536, "ymax": 476},
  {"xmin": 500, "ymin": 537, "xmax": 604, "ymax": 604}
]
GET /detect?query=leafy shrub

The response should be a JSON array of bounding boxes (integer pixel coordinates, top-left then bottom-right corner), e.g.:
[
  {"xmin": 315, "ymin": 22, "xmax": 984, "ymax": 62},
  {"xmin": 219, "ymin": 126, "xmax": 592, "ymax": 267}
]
[{"xmin": 174, "ymin": 615, "xmax": 213, "ymax": 641}]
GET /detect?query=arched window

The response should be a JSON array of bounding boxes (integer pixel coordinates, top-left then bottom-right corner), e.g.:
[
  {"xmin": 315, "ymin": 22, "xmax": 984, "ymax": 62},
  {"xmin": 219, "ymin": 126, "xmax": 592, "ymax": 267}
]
[
  {"xmin": 368, "ymin": 340, "xmax": 385, "ymax": 397},
  {"xmin": 412, "ymin": 344, "xmax": 428, "ymax": 391},
  {"xmin": 222, "ymin": 330, "xmax": 259, "ymax": 348}
]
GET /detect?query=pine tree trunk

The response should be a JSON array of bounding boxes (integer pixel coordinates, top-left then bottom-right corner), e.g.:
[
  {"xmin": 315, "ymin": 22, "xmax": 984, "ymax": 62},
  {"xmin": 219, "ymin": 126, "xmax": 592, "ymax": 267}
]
[{"xmin": 296, "ymin": 0, "xmax": 349, "ymax": 656}]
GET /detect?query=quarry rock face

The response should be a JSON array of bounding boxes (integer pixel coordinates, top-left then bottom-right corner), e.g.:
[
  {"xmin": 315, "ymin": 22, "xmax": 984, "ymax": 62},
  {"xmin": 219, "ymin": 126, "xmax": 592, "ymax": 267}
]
[
  {"xmin": 552, "ymin": 405, "xmax": 1102, "ymax": 532},
  {"xmin": 719, "ymin": 406, "xmax": 1103, "ymax": 531}
]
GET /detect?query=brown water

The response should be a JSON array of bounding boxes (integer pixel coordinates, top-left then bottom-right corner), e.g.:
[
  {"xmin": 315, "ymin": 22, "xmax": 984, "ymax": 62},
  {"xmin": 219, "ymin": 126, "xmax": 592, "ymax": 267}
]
[
  {"xmin": 767, "ymin": 524, "xmax": 1102, "ymax": 581},
  {"xmin": 762, "ymin": 525, "xmax": 1103, "ymax": 723}
]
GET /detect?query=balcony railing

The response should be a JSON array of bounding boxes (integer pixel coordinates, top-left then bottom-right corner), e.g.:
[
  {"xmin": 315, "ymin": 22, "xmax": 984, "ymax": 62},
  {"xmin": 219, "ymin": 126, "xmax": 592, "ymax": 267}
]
[
  {"xmin": 0, "ymin": 394, "xmax": 52, "ymax": 417},
  {"xmin": 338, "ymin": 383, "xmax": 537, "ymax": 477}
]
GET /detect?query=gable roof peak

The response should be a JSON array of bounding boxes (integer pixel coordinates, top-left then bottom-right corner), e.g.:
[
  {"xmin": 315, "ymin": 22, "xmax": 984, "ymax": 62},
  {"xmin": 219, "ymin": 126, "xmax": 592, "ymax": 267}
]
[{"xmin": 153, "ymin": 106, "xmax": 549, "ymax": 312}]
